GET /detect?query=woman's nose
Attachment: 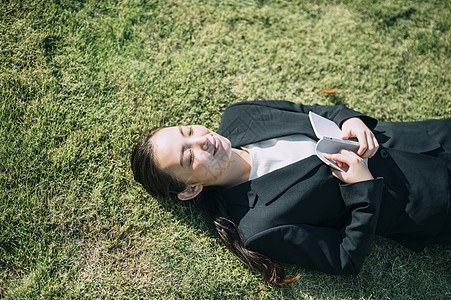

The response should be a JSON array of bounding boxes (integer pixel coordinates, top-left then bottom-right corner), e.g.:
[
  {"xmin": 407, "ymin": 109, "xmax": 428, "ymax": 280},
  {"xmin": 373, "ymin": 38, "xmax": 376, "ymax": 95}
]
[{"xmin": 191, "ymin": 136, "xmax": 208, "ymax": 151}]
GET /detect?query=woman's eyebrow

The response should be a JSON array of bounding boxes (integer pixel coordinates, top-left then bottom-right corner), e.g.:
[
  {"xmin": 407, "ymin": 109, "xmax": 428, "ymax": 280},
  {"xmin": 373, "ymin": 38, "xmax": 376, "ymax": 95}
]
[{"xmin": 178, "ymin": 126, "xmax": 184, "ymax": 167}]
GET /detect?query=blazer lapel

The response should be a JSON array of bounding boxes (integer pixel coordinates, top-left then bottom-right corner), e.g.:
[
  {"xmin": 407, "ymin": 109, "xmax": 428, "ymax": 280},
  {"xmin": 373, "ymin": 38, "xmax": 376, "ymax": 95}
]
[
  {"xmin": 210, "ymin": 155, "xmax": 322, "ymax": 208},
  {"xmin": 250, "ymin": 155, "xmax": 322, "ymax": 206}
]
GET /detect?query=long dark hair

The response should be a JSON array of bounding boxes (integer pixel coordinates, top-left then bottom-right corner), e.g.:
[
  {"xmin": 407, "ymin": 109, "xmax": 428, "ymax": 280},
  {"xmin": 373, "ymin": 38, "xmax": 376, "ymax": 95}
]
[{"xmin": 130, "ymin": 127, "xmax": 300, "ymax": 290}]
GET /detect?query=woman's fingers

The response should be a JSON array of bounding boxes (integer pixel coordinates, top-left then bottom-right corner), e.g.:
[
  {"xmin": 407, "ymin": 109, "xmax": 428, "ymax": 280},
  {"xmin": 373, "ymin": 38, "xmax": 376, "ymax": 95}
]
[
  {"xmin": 353, "ymin": 130, "xmax": 380, "ymax": 158},
  {"xmin": 370, "ymin": 132, "xmax": 379, "ymax": 158},
  {"xmin": 341, "ymin": 117, "xmax": 379, "ymax": 158},
  {"xmin": 323, "ymin": 150, "xmax": 359, "ymax": 165},
  {"xmin": 331, "ymin": 168, "xmax": 344, "ymax": 181},
  {"xmin": 355, "ymin": 130, "xmax": 380, "ymax": 158},
  {"xmin": 323, "ymin": 150, "xmax": 374, "ymax": 183},
  {"xmin": 355, "ymin": 131, "xmax": 368, "ymax": 157}
]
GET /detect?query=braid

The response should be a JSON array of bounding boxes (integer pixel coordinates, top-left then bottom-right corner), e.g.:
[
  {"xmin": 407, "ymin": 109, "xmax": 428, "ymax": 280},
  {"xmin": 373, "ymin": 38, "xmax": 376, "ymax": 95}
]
[{"xmin": 213, "ymin": 216, "xmax": 300, "ymax": 292}]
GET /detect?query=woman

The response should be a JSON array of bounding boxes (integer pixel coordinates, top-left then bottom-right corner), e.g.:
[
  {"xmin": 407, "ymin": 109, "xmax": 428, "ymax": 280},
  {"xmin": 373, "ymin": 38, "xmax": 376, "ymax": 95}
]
[{"xmin": 131, "ymin": 100, "xmax": 450, "ymax": 287}]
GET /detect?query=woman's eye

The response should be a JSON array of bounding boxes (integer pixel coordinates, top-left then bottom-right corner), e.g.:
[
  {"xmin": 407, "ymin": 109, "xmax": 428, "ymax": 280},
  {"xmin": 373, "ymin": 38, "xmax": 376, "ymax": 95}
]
[{"xmin": 189, "ymin": 149, "xmax": 194, "ymax": 166}]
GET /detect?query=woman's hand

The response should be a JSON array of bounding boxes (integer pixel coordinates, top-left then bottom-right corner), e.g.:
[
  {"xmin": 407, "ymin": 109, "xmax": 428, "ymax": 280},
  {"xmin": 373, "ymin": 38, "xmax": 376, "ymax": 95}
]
[
  {"xmin": 323, "ymin": 150, "xmax": 374, "ymax": 184},
  {"xmin": 341, "ymin": 117, "xmax": 379, "ymax": 158}
]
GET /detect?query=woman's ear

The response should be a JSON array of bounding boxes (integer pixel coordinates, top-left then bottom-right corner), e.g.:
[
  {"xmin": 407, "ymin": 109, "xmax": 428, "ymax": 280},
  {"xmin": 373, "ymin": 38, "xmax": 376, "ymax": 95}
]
[{"xmin": 177, "ymin": 184, "xmax": 203, "ymax": 201}]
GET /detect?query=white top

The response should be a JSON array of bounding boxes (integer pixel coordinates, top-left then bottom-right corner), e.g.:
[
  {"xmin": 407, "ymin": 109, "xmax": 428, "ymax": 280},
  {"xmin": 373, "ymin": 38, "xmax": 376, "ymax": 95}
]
[{"xmin": 242, "ymin": 134, "xmax": 317, "ymax": 181}]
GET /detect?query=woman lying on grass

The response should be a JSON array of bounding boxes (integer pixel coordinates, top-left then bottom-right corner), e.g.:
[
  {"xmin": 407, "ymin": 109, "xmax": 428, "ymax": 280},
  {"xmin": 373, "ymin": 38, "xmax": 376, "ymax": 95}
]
[{"xmin": 131, "ymin": 100, "xmax": 450, "ymax": 287}]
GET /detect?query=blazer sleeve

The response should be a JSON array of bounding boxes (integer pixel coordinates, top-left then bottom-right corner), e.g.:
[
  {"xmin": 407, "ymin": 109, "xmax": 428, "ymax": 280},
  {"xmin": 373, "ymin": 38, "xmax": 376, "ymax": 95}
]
[
  {"xmin": 227, "ymin": 100, "xmax": 377, "ymax": 130},
  {"xmin": 244, "ymin": 178, "xmax": 384, "ymax": 275}
]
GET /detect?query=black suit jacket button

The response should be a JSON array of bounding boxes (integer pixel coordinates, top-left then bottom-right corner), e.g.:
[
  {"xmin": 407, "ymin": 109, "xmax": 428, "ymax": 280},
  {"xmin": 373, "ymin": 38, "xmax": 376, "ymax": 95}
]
[{"xmin": 380, "ymin": 149, "xmax": 389, "ymax": 158}]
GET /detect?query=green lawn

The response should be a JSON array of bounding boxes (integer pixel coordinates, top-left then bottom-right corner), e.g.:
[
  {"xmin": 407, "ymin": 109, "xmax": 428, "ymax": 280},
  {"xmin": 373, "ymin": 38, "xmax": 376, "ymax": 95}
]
[{"xmin": 1, "ymin": 0, "xmax": 450, "ymax": 298}]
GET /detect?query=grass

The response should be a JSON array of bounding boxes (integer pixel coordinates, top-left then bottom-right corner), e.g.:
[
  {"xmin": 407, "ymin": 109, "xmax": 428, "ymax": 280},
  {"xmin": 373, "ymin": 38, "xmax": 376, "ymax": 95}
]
[{"xmin": 1, "ymin": 0, "xmax": 450, "ymax": 298}]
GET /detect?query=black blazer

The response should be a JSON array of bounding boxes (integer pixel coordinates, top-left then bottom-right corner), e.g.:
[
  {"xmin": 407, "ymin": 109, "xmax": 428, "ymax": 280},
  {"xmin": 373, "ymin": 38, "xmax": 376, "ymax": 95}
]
[{"xmin": 208, "ymin": 100, "xmax": 450, "ymax": 275}]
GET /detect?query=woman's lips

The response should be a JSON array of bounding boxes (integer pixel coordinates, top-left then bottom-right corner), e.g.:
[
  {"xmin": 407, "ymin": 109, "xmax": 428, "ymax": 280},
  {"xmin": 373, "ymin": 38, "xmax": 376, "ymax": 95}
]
[{"xmin": 213, "ymin": 136, "xmax": 219, "ymax": 155}]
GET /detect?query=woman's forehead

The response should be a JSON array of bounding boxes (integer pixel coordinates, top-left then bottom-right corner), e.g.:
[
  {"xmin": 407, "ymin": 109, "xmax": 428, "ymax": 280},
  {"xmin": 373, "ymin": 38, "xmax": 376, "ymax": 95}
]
[{"xmin": 151, "ymin": 127, "xmax": 180, "ymax": 166}]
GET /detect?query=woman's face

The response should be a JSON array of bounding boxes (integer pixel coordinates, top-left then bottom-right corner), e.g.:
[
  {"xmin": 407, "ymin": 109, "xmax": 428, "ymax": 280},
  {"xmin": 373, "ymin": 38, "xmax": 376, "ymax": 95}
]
[{"xmin": 151, "ymin": 125, "xmax": 232, "ymax": 186}]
